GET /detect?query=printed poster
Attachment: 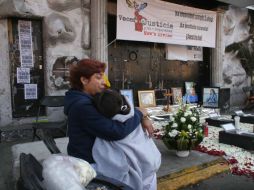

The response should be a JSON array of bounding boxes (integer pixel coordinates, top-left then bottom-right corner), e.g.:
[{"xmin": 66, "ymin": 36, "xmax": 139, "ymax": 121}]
[
  {"xmin": 166, "ymin": 44, "xmax": 203, "ymax": 61},
  {"xmin": 24, "ymin": 84, "xmax": 37, "ymax": 100},
  {"xmin": 18, "ymin": 20, "xmax": 34, "ymax": 68},
  {"xmin": 17, "ymin": 67, "xmax": 30, "ymax": 84}
]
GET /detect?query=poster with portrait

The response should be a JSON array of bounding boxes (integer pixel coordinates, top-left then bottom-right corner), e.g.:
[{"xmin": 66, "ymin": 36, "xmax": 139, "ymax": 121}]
[
  {"xmin": 202, "ymin": 87, "xmax": 220, "ymax": 108},
  {"xmin": 185, "ymin": 82, "xmax": 196, "ymax": 95},
  {"xmin": 184, "ymin": 82, "xmax": 198, "ymax": 103},
  {"xmin": 171, "ymin": 87, "xmax": 183, "ymax": 105}
]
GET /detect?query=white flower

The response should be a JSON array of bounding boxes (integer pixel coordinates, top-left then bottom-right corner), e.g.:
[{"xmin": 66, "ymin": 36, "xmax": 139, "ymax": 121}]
[
  {"xmin": 172, "ymin": 123, "xmax": 178, "ymax": 128},
  {"xmin": 180, "ymin": 117, "xmax": 186, "ymax": 123},
  {"xmin": 188, "ymin": 124, "xmax": 192, "ymax": 129},
  {"xmin": 171, "ymin": 117, "xmax": 175, "ymax": 122},
  {"xmin": 184, "ymin": 111, "xmax": 192, "ymax": 117},
  {"xmin": 198, "ymin": 124, "xmax": 254, "ymax": 175},
  {"xmin": 191, "ymin": 117, "xmax": 197, "ymax": 122},
  {"xmin": 168, "ymin": 129, "xmax": 179, "ymax": 137}
]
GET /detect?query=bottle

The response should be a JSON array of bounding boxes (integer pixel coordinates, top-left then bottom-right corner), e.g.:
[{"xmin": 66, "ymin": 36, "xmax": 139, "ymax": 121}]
[
  {"xmin": 234, "ymin": 116, "xmax": 240, "ymax": 133},
  {"xmin": 203, "ymin": 122, "xmax": 208, "ymax": 137}
]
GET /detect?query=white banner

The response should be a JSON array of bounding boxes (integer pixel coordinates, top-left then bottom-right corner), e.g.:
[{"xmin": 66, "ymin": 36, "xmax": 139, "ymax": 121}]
[
  {"xmin": 117, "ymin": 0, "xmax": 216, "ymax": 47},
  {"xmin": 166, "ymin": 44, "xmax": 203, "ymax": 61}
]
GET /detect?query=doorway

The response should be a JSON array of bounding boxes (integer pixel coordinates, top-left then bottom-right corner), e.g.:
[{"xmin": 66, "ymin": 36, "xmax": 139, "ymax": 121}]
[{"xmin": 8, "ymin": 18, "xmax": 44, "ymax": 118}]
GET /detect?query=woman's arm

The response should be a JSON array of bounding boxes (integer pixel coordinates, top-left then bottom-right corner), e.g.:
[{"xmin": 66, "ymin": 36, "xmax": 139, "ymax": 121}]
[
  {"xmin": 77, "ymin": 104, "xmax": 143, "ymax": 141},
  {"xmin": 136, "ymin": 107, "xmax": 154, "ymax": 137}
]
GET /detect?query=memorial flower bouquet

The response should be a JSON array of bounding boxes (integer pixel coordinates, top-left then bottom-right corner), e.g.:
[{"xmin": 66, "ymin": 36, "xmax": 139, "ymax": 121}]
[{"xmin": 162, "ymin": 105, "xmax": 204, "ymax": 151}]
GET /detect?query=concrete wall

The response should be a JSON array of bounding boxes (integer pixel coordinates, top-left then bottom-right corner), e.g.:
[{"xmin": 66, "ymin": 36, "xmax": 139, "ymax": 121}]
[
  {"xmin": 0, "ymin": 19, "xmax": 12, "ymax": 126},
  {"xmin": 0, "ymin": 0, "xmax": 91, "ymax": 126},
  {"xmin": 222, "ymin": 6, "xmax": 253, "ymax": 106},
  {"xmin": 212, "ymin": 6, "xmax": 254, "ymax": 107}
]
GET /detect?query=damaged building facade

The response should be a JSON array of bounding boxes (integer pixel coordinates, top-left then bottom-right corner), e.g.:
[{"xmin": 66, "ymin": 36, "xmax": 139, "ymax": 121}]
[
  {"xmin": 0, "ymin": 0, "xmax": 106, "ymax": 126},
  {"xmin": 0, "ymin": 0, "xmax": 253, "ymax": 127}
]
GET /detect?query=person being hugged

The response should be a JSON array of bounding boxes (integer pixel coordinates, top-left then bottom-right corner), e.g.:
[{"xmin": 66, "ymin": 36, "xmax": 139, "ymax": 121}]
[{"xmin": 64, "ymin": 59, "xmax": 154, "ymax": 187}]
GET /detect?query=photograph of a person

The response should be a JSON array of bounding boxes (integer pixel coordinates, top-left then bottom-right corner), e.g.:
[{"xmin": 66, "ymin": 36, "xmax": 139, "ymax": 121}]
[
  {"xmin": 171, "ymin": 87, "xmax": 183, "ymax": 104},
  {"xmin": 203, "ymin": 87, "xmax": 219, "ymax": 108},
  {"xmin": 138, "ymin": 90, "xmax": 156, "ymax": 108},
  {"xmin": 120, "ymin": 89, "xmax": 134, "ymax": 107},
  {"xmin": 184, "ymin": 82, "xmax": 198, "ymax": 103}
]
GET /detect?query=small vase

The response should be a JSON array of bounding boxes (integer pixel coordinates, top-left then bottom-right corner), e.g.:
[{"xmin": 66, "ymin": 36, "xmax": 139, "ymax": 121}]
[{"xmin": 176, "ymin": 150, "xmax": 190, "ymax": 157}]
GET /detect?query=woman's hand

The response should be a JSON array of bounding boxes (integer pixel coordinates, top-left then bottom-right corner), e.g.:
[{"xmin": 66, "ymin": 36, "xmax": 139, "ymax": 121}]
[
  {"xmin": 137, "ymin": 107, "xmax": 154, "ymax": 137},
  {"xmin": 141, "ymin": 118, "xmax": 154, "ymax": 137}
]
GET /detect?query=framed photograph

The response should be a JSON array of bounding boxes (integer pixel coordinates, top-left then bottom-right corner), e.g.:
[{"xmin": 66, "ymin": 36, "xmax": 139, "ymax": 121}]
[
  {"xmin": 185, "ymin": 82, "xmax": 196, "ymax": 96},
  {"xmin": 185, "ymin": 82, "xmax": 196, "ymax": 95},
  {"xmin": 171, "ymin": 87, "xmax": 183, "ymax": 104},
  {"xmin": 138, "ymin": 90, "xmax": 156, "ymax": 108},
  {"xmin": 120, "ymin": 89, "xmax": 134, "ymax": 107},
  {"xmin": 154, "ymin": 89, "xmax": 168, "ymax": 105},
  {"xmin": 184, "ymin": 82, "xmax": 198, "ymax": 103},
  {"xmin": 202, "ymin": 87, "xmax": 220, "ymax": 108}
]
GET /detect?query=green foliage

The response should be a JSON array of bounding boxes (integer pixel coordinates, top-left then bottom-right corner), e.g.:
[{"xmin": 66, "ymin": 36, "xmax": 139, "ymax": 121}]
[{"xmin": 162, "ymin": 105, "xmax": 204, "ymax": 151}]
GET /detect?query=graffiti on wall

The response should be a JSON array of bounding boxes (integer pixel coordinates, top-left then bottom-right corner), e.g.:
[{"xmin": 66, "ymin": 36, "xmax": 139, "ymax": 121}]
[{"xmin": 222, "ymin": 6, "xmax": 254, "ymax": 88}]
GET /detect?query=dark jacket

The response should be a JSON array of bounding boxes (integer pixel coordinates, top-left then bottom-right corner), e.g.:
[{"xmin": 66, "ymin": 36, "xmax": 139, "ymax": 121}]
[{"xmin": 64, "ymin": 89, "xmax": 142, "ymax": 163}]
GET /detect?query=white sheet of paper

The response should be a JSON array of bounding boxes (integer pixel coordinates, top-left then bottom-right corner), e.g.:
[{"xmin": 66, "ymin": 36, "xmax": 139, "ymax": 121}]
[
  {"xmin": 221, "ymin": 123, "xmax": 236, "ymax": 132},
  {"xmin": 209, "ymin": 113, "xmax": 219, "ymax": 118},
  {"xmin": 235, "ymin": 110, "xmax": 244, "ymax": 116},
  {"xmin": 17, "ymin": 67, "xmax": 30, "ymax": 83},
  {"xmin": 18, "ymin": 20, "xmax": 34, "ymax": 68},
  {"xmin": 24, "ymin": 84, "xmax": 37, "ymax": 99}
]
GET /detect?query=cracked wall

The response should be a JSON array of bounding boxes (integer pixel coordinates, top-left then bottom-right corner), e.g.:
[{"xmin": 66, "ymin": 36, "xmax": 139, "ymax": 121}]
[
  {"xmin": 222, "ymin": 6, "xmax": 254, "ymax": 106},
  {"xmin": 0, "ymin": 0, "xmax": 91, "ymax": 126}
]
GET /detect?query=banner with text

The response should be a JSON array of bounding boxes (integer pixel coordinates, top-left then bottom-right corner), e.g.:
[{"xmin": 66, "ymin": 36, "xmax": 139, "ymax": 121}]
[
  {"xmin": 117, "ymin": 0, "xmax": 217, "ymax": 48},
  {"xmin": 166, "ymin": 44, "xmax": 203, "ymax": 61}
]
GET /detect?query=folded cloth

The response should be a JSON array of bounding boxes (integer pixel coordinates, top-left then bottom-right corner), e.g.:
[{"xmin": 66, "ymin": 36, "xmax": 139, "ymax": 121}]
[{"xmin": 42, "ymin": 154, "xmax": 96, "ymax": 190}]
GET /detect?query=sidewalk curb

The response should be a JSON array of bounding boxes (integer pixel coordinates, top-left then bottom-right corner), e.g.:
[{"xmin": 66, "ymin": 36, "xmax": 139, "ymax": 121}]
[{"xmin": 158, "ymin": 157, "xmax": 229, "ymax": 190}]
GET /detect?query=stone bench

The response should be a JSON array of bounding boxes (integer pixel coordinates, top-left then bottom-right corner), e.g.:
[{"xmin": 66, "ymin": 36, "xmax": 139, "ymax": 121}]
[{"xmin": 11, "ymin": 137, "xmax": 68, "ymax": 182}]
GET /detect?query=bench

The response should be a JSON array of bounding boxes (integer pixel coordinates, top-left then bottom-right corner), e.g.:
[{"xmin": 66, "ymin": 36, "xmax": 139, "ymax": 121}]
[{"xmin": 11, "ymin": 137, "xmax": 68, "ymax": 182}]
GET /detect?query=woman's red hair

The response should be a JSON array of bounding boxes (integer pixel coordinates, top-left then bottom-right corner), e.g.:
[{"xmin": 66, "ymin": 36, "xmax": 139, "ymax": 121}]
[{"xmin": 69, "ymin": 59, "xmax": 106, "ymax": 90}]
